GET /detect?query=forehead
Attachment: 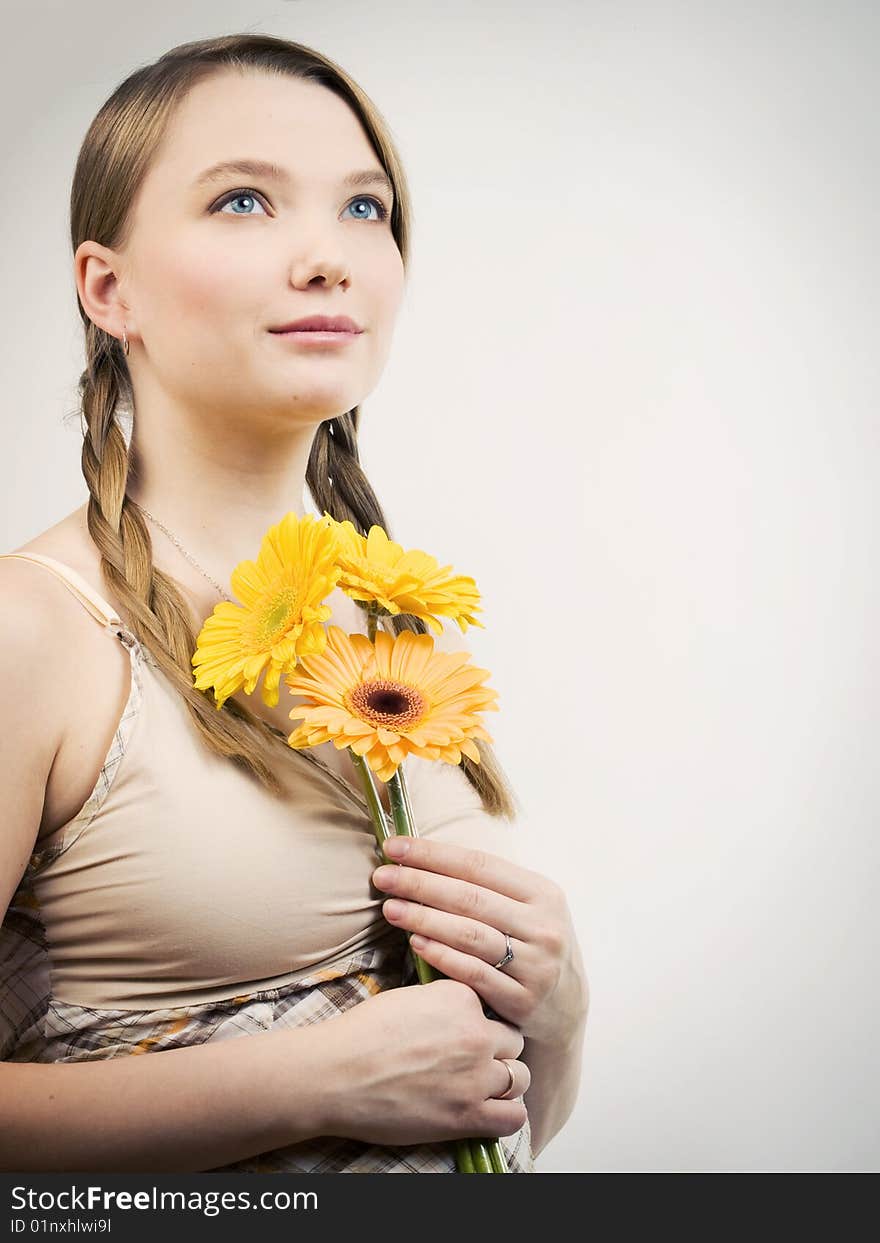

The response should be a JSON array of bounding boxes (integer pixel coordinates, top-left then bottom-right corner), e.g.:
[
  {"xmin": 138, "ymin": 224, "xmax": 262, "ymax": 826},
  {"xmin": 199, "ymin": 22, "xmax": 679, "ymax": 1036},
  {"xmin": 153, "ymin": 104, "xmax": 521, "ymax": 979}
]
[{"xmin": 150, "ymin": 69, "xmax": 376, "ymax": 186}]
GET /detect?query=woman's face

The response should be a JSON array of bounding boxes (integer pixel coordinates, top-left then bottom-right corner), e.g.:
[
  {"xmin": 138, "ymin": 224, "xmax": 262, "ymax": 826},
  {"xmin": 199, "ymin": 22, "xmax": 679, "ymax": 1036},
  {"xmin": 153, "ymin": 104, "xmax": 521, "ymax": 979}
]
[{"xmin": 107, "ymin": 69, "xmax": 405, "ymax": 428}]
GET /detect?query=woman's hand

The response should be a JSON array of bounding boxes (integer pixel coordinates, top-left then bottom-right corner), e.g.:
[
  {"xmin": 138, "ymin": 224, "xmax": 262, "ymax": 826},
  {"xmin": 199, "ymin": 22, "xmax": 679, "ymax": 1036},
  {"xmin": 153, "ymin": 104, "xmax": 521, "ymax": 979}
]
[
  {"xmin": 371, "ymin": 836, "xmax": 586, "ymax": 1045},
  {"xmin": 316, "ymin": 979, "xmax": 530, "ymax": 1147}
]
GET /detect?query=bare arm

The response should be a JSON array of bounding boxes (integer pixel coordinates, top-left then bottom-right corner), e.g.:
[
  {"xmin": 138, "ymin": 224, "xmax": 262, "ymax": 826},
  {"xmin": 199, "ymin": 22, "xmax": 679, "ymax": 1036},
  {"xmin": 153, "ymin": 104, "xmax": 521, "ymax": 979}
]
[
  {"xmin": 0, "ymin": 564, "xmax": 529, "ymax": 1172},
  {"xmin": 0, "ymin": 562, "xmax": 324, "ymax": 1172},
  {"xmin": 0, "ymin": 1026, "xmax": 328, "ymax": 1173}
]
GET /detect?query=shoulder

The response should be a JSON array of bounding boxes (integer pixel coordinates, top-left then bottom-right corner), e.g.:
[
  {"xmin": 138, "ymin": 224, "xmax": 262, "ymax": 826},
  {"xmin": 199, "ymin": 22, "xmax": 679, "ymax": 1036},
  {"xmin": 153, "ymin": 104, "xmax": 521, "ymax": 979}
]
[
  {"xmin": 0, "ymin": 504, "xmax": 120, "ymax": 744},
  {"xmin": 0, "ymin": 500, "xmax": 89, "ymax": 614},
  {"xmin": 0, "ymin": 556, "xmax": 60, "ymax": 634},
  {"xmin": 4, "ymin": 504, "xmax": 117, "ymax": 611},
  {"xmin": 8, "ymin": 502, "xmax": 95, "ymax": 575},
  {"xmin": 0, "ymin": 558, "xmax": 72, "ymax": 771}
]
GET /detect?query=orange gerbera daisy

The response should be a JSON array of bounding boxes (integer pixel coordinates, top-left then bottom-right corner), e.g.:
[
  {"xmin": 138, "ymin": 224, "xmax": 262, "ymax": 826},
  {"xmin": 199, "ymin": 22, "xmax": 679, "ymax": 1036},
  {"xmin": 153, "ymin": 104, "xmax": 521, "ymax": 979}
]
[
  {"xmin": 324, "ymin": 515, "xmax": 484, "ymax": 635},
  {"xmin": 284, "ymin": 625, "xmax": 499, "ymax": 782},
  {"xmin": 191, "ymin": 511, "xmax": 342, "ymax": 710}
]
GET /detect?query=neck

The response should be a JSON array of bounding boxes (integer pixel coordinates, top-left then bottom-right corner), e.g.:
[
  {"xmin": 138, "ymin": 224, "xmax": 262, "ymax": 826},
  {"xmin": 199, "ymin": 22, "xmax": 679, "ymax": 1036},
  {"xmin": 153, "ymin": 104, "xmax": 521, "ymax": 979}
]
[{"xmin": 124, "ymin": 405, "xmax": 325, "ymax": 588}]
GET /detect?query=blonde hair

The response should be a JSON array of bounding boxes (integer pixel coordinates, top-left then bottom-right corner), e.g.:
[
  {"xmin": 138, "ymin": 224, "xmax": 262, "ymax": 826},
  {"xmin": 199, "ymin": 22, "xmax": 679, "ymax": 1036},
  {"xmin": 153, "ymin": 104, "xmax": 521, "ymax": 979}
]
[{"xmin": 68, "ymin": 33, "xmax": 517, "ymax": 818}]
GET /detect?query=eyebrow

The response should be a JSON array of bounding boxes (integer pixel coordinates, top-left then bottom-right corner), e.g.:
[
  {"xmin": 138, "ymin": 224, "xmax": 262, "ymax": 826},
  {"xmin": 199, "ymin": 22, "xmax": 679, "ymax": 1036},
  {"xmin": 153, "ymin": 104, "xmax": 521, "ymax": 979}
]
[{"xmin": 193, "ymin": 158, "xmax": 395, "ymax": 200}]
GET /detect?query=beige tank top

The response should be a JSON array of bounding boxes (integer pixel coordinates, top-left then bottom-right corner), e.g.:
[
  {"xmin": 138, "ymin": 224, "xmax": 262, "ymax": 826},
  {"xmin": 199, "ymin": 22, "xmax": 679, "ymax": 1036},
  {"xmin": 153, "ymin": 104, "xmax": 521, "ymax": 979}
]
[{"xmin": 1, "ymin": 552, "xmax": 521, "ymax": 1012}]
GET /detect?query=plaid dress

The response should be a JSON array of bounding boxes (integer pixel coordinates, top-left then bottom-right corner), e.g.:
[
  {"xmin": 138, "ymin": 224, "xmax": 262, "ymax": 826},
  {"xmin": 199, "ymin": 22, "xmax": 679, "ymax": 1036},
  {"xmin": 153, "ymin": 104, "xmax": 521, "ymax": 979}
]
[{"xmin": 0, "ymin": 553, "xmax": 534, "ymax": 1173}]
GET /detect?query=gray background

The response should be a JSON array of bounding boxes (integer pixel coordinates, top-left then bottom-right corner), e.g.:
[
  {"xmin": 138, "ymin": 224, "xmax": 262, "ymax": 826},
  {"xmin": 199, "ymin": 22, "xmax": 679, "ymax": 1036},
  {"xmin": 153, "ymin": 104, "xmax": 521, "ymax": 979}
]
[{"xmin": 1, "ymin": 1, "xmax": 877, "ymax": 1172}]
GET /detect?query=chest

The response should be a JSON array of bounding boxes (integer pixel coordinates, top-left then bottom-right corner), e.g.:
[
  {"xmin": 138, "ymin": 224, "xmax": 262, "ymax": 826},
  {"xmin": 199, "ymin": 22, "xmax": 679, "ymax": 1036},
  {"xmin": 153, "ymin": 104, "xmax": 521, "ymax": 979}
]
[
  {"xmin": 41, "ymin": 573, "xmax": 389, "ymax": 842},
  {"xmin": 227, "ymin": 677, "xmax": 388, "ymax": 813}
]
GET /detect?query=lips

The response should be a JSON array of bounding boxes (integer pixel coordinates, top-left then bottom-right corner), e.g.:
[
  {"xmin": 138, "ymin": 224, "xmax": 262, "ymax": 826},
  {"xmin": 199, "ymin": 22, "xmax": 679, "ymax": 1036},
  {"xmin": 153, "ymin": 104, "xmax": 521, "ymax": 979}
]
[{"xmin": 270, "ymin": 315, "xmax": 363, "ymax": 333}]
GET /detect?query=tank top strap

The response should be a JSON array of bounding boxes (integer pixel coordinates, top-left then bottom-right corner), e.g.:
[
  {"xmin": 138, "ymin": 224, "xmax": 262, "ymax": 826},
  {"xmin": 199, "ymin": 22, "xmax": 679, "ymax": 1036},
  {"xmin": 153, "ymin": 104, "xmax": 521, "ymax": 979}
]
[{"xmin": 0, "ymin": 551, "xmax": 125, "ymax": 629}]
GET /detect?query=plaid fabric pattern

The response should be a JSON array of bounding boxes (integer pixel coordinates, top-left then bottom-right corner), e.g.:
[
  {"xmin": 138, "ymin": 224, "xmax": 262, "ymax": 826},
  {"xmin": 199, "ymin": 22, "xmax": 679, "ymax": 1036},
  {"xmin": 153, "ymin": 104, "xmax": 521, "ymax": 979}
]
[
  {"xmin": 1, "ymin": 887, "xmax": 533, "ymax": 1172},
  {"xmin": 0, "ymin": 622, "xmax": 534, "ymax": 1174}
]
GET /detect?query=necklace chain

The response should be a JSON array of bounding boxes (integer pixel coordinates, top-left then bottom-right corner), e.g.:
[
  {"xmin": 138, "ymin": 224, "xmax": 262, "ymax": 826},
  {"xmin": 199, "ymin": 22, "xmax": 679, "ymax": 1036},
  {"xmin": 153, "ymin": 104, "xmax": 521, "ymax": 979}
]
[{"xmin": 138, "ymin": 506, "xmax": 233, "ymax": 603}]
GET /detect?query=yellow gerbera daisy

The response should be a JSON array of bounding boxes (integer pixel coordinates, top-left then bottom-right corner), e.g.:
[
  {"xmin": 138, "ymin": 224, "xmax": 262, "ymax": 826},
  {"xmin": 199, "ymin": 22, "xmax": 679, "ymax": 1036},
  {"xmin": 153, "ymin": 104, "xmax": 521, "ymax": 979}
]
[
  {"xmin": 324, "ymin": 514, "xmax": 484, "ymax": 635},
  {"xmin": 191, "ymin": 511, "xmax": 342, "ymax": 710},
  {"xmin": 284, "ymin": 625, "xmax": 499, "ymax": 783}
]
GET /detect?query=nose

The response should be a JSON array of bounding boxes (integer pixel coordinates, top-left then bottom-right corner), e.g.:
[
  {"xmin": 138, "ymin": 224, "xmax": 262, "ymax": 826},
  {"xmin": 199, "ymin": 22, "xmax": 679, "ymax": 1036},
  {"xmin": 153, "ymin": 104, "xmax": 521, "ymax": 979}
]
[
  {"xmin": 288, "ymin": 244, "xmax": 350, "ymax": 292},
  {"xmin": 299, "ymin": 271, "xmax": 350, "ymax": 297},
  {"xmin": 290, "ymin": 262, "xmax": 350, "ymax": 291}
]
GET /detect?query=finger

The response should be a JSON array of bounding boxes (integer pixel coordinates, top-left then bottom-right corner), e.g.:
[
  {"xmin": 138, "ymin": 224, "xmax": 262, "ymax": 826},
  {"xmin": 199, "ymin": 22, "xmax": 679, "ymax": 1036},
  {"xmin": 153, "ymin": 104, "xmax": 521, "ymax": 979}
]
[
  {"xmin": 381, "ymin": 836, "xmax": 539, "ymax": 902},
  {"xmin": 476, "ymin": 1097, "xmax": 529, "ymax": 1139},
  {"xmin": 486, "ymin": 1057, "xmax": 531, "ymax": 1102},
  {"xmin": 405, "ymin": 935, "xmax": 526, "ymax": 1014},
  {"xmin": 383, "ymin": 901, "xmax": 525, "ymax": 976},
  {"xmin": 485, "ymin": 1016, "xmax": 525, "ymax": 1061},
  {"xmin": 372, "ymin": 866, "xmax": 532, "ymax": 941}
]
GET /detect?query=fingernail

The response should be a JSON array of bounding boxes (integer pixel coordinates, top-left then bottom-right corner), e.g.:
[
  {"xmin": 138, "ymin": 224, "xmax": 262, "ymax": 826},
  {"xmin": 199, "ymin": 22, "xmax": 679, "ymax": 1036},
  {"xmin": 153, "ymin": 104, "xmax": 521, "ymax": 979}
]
[{"xmin": 384, "ymin": 836, "xmax": 410, "ymax": 858}]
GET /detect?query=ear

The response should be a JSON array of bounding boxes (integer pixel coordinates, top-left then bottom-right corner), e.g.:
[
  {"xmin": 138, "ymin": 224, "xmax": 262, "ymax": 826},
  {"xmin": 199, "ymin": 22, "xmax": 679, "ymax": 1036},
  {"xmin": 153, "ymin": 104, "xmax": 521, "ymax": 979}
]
[{"xmin": 74, "ymin": 239, "xmax": 130, "ymax": 341}]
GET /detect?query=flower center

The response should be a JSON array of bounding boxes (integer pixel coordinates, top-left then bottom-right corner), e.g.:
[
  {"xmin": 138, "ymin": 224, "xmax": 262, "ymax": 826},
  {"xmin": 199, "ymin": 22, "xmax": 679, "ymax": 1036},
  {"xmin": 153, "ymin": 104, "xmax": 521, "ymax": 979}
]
[
  {"xmin": 348, "ymin": 678, "xmax": 428, "ymax": 730},
  {"xmin": 258, "ymin": 588, "xmax": 299, "ymax": 644}
]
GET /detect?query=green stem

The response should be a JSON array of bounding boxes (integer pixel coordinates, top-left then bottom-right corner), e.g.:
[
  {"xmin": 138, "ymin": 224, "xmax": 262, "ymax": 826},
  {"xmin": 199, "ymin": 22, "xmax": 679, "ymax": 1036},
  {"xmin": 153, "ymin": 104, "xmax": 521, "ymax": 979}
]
[
  {"xmin": 351, "ymin": 752, "xmax": 393, "ymax": 844},
  {"xmin": 470, "ymin": 1139, "xmax": 493, "ymax": 1173},
  {"xmin": 488, "ymin": 1140, "xmax": 508, "ymax": 1173},
  {"xmin": 387, "ymin": 772, "xmax": 436, "ymax": 984},
  {"xmin": 353, "ymin": 606, "xmax": 509, "ymax": 1174},
  {"xmin": 455, "ymin": 1140, "xmax": 475, "ymax": 1173}
]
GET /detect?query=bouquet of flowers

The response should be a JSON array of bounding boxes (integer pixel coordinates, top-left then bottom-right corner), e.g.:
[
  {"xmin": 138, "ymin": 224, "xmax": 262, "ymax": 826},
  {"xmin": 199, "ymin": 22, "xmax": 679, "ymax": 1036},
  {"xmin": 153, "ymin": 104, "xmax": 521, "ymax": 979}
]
[{"xmin": 190, "ymin": 510, "xmax": 512, "ymax": 1173}]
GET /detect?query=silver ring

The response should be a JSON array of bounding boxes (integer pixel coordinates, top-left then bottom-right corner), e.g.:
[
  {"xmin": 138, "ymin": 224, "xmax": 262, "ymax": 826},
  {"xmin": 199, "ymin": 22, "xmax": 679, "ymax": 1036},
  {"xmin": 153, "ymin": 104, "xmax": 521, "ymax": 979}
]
[
  {"xmin": 493, "ymin": 931, "xmax": 515, "ymax": 971},
  {"xmin": 496, "ymin": 1058, "xmax": 517, "ymax": 1100}
]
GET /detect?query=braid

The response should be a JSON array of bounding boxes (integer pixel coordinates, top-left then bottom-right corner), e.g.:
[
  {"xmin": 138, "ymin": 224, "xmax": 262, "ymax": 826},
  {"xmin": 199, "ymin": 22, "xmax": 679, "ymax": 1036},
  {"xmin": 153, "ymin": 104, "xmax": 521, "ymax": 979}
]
[
  {"xmin": 306, "ymin": 413, "xmax": 518, "ymax": 818},
  {"xmin": 308, "ymin": 410, "xmax": 388, "ymax": 534},
  {"xmin": 65, "ymin": 31, "xmax": 518, "ymax": 818},
  {"xmin": 74, "ymin": 361, "xmax": 516, "ymax": 817},
  {"xmin": 76, "ymin": 327, "xmax": 291, "ymax": 796}
]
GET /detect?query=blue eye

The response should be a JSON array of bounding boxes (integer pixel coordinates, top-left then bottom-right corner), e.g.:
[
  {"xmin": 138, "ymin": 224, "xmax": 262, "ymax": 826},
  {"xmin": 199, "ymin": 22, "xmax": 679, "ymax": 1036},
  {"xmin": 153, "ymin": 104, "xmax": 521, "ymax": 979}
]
[
  {"xmin": 212, "ymin": 187, "xmax": 390, "ymax": 222},
  {"xmin": 344, "ymin": 196, "xmax": 390, "ymax": 222},
  {"xmin": 213, "ymin": 189, "xmax": 269, "ymax": 217}
]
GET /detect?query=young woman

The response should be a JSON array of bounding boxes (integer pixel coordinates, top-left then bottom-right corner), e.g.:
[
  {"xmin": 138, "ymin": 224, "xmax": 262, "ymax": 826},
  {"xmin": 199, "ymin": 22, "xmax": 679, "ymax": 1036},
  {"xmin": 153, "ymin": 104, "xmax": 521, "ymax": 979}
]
[{"xmin": 0, "ymin": 33, "xmax": 589, "ymax": 1173}]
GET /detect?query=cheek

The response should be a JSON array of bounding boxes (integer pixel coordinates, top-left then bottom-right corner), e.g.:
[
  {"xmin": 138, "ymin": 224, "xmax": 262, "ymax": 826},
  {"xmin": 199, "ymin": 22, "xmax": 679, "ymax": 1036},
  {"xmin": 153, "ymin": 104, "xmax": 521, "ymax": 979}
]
[
  {"xmin": 376, "ymin": 244, "xmax": 406, "ymax": 311},
  {"xmin": 136, "ymin": 229, "xmax": 263, "ymax": 337},
  {"xmin": 365, "ymin": 248, "xmax": 406, "ymax": 343}
]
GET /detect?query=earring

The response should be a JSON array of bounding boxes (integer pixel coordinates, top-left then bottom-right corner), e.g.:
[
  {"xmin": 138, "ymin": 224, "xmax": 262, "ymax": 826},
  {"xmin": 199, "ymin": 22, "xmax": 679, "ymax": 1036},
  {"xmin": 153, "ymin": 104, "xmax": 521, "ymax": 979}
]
[{"xmin": 122, "ymin": 324, "xmax": 130, "ymax": 357}]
